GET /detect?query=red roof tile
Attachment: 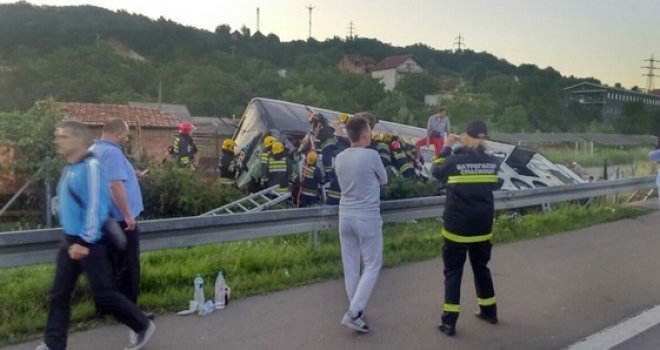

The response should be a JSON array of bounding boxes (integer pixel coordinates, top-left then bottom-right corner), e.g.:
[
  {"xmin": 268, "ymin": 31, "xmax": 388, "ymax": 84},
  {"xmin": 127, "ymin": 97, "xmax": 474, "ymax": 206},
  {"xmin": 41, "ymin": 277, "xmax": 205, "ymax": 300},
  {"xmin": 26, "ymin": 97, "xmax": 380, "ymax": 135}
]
[
  {"xmin": 57, "ymin": 102, "xmax": 180, "ymax": 129},
  {"xmin": 373, "ymin": 54, "xmax": 416, "ymax": 71}
]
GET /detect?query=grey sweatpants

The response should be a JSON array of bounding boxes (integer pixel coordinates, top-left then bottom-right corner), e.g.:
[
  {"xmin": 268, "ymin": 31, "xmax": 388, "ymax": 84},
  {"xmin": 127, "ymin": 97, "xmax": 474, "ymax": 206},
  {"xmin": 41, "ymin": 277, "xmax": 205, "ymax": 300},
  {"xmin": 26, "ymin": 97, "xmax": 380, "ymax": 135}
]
[{"xmin": 339, "ymin": 215, "xmax": 383, "ymax": 316}]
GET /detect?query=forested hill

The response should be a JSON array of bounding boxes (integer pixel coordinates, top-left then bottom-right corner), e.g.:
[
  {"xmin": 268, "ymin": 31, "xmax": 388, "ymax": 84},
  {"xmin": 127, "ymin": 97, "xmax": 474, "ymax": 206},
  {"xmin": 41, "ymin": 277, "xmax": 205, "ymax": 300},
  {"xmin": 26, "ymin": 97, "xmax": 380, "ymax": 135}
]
[{"xmin": 1, "ymin": 2, "xmax": 626, "ymax": 133}]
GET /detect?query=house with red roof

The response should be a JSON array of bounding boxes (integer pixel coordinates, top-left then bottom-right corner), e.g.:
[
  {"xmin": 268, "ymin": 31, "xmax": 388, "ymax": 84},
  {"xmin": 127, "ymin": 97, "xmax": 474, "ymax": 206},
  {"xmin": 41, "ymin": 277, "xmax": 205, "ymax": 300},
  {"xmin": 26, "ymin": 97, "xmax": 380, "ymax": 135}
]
[
  {"xmin": 371, "ymin": 54, "xmax": 424, "ymax": 91},
  {"xmin": 58, "ymin": 102, "xmax": 180, "ymax": 161}
]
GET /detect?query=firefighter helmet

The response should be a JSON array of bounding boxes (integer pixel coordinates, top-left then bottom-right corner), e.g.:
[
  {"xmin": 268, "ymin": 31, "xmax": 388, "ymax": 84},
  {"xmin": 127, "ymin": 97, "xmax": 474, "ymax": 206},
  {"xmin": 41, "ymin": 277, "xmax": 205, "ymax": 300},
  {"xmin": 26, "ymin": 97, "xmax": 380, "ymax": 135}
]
[
  {"xmin": 372, "ymin": 133, "xmax": 382, "ymax": 142},
  {"xmin": 383, "ymin": 132, "xmax": 393, "ymax": 142},
  {"xmin": 221, "ymin": 139, "xmax": 235, "ymax": 152},
  {"xmin": 339, "ymin": 113, "xmax": 350, "ymax": 124},
  {"xmin": 272, "ymin": 141, "xmax": 284, "ymax": 155},
  {"xmin": 306, "ymin": 150, "xmax": 318, "ymax": 165},
  {"xmin": 264, "ymin": 135, "xmax": 275, "ymax": 148},
  {"xmin": 179, "ymin": 121, "xmax": 194, "ymax": 134}
]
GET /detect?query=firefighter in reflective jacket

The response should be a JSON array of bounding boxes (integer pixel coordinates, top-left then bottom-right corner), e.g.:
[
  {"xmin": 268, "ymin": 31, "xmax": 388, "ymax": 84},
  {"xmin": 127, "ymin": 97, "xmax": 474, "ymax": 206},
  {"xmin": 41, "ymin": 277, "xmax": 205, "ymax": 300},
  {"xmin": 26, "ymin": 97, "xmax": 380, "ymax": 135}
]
[
  {"xmin": 218, "ymin": 139, "xmax": 237, "ymax": 183},
  {"xmin": 431, "ymin": 120, "xmax": 501, "ymax": 336},
  {"xmin": 169, "ymin": 122, "xmax": 198, "ymax": 167},
  {"xmin": 259, "ymin": 135, "xmax": 276, "ymax": 184},
  {"xmin": 391, "ymin": 140, "xmax": 415, "ymax": 179},
  {"xmin": 265, "ymin": 141, "xmax": 292, "ymax": 194},
  {"xmin": 298, "ymin": 150, "xmax": 322, "ymax": 207}
]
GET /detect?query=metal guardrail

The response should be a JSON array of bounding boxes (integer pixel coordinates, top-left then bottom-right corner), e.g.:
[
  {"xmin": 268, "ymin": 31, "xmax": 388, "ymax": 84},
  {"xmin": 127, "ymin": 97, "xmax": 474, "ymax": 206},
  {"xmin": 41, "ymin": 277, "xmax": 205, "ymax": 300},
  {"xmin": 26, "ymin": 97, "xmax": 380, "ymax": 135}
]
[{"xmin": 0, "ymin": 176, "xmax": 655, "ymax": 268}]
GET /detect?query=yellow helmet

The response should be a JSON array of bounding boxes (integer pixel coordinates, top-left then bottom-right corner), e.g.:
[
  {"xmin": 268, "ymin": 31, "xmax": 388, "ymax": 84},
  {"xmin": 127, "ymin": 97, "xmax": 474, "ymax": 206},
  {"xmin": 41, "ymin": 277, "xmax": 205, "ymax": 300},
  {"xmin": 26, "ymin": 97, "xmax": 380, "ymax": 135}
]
[
  {"xmin": 264, "ymin": 135, "xmax": 275, "ymax": 148},
  {"xmin": 339, "ymin": 113, "xmax": 350, "ymax": 123},
  {"xmin": 222, "ymin": 139, "xmax": 235, "ymax": 151},
  {"xmin": 372, "ymin": 133, "xmax": 382, "ymax": 142},
  {"xmin": 272, "ymin": 141, "xmax": 284, "ymax": 155},
  {"xmin": 306, "ymin": 150, "xmax": 318, "ymax": 165},
  {"xmin": 383, "ymin": 132, "xmax": 393, "ymax": 142}
]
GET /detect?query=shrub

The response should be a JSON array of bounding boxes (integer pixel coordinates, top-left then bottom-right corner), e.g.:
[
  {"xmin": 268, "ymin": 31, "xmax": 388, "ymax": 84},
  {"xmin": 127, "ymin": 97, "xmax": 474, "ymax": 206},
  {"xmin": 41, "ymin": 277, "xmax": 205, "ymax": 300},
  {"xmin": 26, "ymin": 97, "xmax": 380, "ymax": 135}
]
[
  {"xmin": 140, "ymin": 163, "xmax": 246, "ymax": 218},
  {"xmin": 381, "ymin": 176, "xmax": 442, "ymax": 200}
]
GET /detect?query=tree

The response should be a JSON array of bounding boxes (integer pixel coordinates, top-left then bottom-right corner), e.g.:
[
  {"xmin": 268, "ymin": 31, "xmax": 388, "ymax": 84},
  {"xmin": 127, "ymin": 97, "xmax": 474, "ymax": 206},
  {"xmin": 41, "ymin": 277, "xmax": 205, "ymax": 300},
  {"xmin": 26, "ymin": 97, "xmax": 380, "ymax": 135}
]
[
  {"xmin": 494, "ymin": 105, "xmax": 532, "ymax": 133},
  {"xmin": 442, "ymin": 93, "xmax": 497, "ymax": 131},
  {"xmin": 614, "ymin": 101, "xmax": 651, "ymax": 134},
  {"xmin": 281, "ymin": 84, "xmax": 329, "ymax": 108},
  {"xmin": 394, "ymin": 73, "xmax": 437, "ymax": 102}
]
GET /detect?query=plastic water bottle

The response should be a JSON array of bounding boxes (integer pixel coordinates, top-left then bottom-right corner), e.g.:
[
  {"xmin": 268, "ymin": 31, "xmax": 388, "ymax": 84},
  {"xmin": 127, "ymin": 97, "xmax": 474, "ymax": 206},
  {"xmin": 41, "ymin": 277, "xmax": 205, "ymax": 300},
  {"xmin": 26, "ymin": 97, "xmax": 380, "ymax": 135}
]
[
  {"xmin": 214, "ymin": 271, "xmax": 228, "ymax": 309},
  {"xmin": 199, "ymin": 300, "xmax": 215, "ymax": 316},
  {"xmin": 193, "ymin": 273, "xmax": 205, "ymax": 311}
]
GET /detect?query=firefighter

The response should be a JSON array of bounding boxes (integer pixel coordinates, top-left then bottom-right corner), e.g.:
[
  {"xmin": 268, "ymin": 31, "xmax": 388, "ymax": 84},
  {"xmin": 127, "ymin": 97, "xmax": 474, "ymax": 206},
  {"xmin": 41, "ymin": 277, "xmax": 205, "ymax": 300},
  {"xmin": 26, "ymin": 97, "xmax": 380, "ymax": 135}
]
[
  {"xmin": 431, "ymin": 120, "xmax": 501, "ymax": 336},
  {"xmin": 298, "ymin": 150, "xmax": 322, "ymax": 207},
  {"xmin": 265, "ymin": 141, "xmax": 293, "ymax": 195},
  {"xmin": 318, "ymin": 124, "xmax": 338, "ymax": 179},
  {"xmin": 168, "ymin": 121, "xmax": 198, "ymax": 168},
  {"xmin": 218, "ymin": 139, "xmax": 237, "ymax": 184},
  {"xmin": 259, "ymin": 135, "xmax": 276, "ymax": 185},
  {"xmin": 390, "ymin": 140, "xmax": 416, "ymax": 179}
]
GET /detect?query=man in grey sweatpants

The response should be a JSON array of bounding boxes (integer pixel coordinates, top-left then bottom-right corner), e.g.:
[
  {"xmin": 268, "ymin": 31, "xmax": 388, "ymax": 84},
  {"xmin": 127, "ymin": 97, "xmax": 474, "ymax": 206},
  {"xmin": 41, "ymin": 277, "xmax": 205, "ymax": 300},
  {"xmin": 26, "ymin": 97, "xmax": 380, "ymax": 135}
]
[{"xmin": 334, "ymin": 116, "xmax": 388, "ymax": 333}]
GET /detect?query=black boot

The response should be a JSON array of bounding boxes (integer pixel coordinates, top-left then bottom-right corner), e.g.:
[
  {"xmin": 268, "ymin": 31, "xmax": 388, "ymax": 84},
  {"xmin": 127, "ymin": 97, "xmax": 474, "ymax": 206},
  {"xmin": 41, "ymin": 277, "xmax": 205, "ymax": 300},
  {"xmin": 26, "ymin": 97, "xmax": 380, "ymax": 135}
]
[{"xmin": 475, "ymin": 304, "xmax": 498, "ymax": 324}]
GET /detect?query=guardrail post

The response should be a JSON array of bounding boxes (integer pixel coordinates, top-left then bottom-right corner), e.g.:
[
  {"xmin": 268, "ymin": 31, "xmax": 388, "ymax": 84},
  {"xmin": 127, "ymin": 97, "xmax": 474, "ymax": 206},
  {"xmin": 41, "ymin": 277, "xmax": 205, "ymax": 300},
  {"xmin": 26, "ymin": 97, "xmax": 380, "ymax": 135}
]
[{"xmin": 309, "ymin": 230, "xmax": 319, "ymax": 249}]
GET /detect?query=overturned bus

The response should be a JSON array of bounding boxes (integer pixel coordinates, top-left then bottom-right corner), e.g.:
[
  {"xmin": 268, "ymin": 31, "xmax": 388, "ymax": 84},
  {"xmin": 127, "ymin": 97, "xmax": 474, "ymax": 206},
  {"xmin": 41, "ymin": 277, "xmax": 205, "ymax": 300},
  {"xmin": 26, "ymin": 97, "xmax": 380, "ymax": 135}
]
[{"xmin": 231, "ymin": 97, "xmax": 583, "ymax": 192}]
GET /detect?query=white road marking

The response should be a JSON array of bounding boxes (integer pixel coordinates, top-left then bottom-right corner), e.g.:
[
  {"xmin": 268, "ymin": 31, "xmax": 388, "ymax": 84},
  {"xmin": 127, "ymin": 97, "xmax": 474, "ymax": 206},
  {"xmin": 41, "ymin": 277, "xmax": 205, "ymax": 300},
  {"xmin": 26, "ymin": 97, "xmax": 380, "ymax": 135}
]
[{"xmin": 564, "ymin": 304, "xmax": 660, "ymax": 350}]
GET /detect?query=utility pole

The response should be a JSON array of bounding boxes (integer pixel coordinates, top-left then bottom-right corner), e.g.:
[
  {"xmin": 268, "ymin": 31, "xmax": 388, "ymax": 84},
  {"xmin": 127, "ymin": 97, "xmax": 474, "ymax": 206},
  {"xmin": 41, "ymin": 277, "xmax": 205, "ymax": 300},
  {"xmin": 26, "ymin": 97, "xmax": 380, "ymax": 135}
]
[
  {"xmin": 347, "ymin": 21, "xmax": 355, "ymax": 39},
  {"xmin": 454, "ymin": 33, "xmax": 465, "ymax": 52},
  {"xmin": 306, "ymin": 4, "xmax": 315, "ymax": 39},
  {"xmin": 256, "ymin": 7, "xmax": 260, "ymax": 33},
  {"xmin": 642, "ymin": 54, "xmax": 659, "ymax": 92}
]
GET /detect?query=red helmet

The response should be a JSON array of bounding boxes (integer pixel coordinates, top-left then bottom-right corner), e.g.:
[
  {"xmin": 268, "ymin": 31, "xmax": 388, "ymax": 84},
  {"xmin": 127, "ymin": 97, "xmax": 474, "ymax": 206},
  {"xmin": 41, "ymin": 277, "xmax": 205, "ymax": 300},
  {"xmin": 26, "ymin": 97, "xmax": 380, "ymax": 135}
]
[
  {"xmin": 179, "ymin": 121, "xmax": 194, "ymax": 134},
  {"xmin": 390, "ymin": 141, "xmax": 401, "ymax": 151}
]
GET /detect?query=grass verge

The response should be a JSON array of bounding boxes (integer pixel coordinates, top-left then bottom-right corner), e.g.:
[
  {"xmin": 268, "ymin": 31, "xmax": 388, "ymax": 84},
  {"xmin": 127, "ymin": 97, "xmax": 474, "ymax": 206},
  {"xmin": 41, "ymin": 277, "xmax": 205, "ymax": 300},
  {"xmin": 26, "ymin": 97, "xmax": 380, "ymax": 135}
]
[
  {"xmin": 0, "ymin": 203, "xmax": 648, "ymax": 345},
  {"xmin": 539, "ymin": 146, "xmax": 652, "ymax": 168}
]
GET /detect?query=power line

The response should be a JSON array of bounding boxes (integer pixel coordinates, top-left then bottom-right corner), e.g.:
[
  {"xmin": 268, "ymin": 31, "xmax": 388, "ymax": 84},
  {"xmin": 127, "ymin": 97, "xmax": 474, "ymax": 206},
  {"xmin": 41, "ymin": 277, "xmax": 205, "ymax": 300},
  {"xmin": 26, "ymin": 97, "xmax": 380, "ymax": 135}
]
[
  {"xmin": 641, "ymin": 54, "xmax": 659, "ymax": 92},
  {"xmin": 454, "ymin": 33, "xmax": 465, "ymax": 52},
  {"xmin": 306, "ymin": 4, "xmax": 315, "ymax": 39}
]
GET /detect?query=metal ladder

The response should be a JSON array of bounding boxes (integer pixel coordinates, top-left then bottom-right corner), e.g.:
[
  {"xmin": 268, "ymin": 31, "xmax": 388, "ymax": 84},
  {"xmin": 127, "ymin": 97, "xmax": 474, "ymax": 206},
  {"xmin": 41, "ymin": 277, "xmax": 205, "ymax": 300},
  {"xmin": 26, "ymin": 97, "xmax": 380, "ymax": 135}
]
[{"xmin": 200, "ymin": 186, "xmax": 291, "ymax": 216}]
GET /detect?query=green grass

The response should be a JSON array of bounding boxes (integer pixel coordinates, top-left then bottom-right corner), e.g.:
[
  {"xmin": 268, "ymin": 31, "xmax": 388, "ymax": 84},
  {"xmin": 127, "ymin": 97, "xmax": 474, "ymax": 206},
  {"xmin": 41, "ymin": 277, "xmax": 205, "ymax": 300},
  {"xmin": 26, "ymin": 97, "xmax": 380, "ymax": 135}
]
[
  {"xmin": 539, "ymin": 146, "xmax": 652, "ymax": 168},
  {"xmin": 0, "ymin": 203, "xmax": 648, "ymax": 345}
]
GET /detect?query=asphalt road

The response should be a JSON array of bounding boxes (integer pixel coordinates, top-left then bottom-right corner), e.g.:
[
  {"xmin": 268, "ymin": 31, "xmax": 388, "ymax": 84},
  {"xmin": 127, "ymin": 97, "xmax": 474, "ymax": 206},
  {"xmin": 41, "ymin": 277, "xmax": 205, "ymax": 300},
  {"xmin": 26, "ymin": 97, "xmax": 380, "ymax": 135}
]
[{"xmin": 5, "ymin": 212, "xmax": 660, "ymax": 350}]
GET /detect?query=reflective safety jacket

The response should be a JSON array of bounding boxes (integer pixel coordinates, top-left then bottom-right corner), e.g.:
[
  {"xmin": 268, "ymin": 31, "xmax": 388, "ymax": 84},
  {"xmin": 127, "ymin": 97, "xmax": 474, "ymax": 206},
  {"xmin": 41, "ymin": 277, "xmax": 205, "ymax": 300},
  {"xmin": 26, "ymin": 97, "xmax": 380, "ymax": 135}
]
[
  {"xmin": 300, "ymin": 164, "xmax": 322, "ymax": 198},
  {"xmin": 431, "ymin": 146, "xmax": 501, "ymax": 243},
  {"xmin": 266, "ymin": 153, "xmax": 293, "ymax": 194},
  {"xmin": 375, "ymin": 141, "xmax": 392, "ymax": 167},
  {"xmin": 392, "ymin": 150, "xmax": 415, "ymax": 178},
  {"xmin": 170, "ymin": 134, "xmax": 198, "ymax": 166},
  {"xmin": 218, "ymin": 150, "xmax": 236, "ymax": 181}
]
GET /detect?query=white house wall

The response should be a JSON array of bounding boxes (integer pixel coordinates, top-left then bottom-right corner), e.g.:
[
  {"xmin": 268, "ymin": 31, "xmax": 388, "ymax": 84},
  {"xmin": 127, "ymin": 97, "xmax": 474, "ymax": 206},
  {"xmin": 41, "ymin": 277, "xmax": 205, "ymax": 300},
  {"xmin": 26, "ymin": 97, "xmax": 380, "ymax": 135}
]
[{"xmin": 372, "ymin": 69, "xmax": 397, "ymax": 91}]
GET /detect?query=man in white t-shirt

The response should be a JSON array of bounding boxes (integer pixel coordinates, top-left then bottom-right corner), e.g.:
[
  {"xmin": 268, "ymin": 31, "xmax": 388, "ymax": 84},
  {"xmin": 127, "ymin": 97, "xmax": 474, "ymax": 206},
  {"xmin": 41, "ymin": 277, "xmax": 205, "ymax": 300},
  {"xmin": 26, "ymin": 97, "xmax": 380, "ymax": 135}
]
[{"xmin": 334, "ymin": 116, "xmax": 388, "ymax": 333}]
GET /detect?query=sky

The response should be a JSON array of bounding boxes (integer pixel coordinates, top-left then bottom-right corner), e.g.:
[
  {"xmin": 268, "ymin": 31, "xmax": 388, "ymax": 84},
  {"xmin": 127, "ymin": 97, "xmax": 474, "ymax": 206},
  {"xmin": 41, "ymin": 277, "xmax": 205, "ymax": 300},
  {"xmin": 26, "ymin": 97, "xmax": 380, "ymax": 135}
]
[{"xmin": 4, "ymin": 0, "xmax": 660, "ymax": 89}]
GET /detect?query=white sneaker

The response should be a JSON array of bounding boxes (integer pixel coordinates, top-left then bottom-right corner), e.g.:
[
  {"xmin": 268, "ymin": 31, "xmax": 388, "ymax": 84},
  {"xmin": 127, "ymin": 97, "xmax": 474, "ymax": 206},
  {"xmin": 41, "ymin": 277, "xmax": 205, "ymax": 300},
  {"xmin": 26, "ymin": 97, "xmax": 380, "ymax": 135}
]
[
  {"xmin": 129, "ymin": 330, "xmax": 138, "ymax": 345},
  {"xmin": 124, "ymin": 321, "xmax": 156, "ymax": 350},
  {"xmin": 341, "ymin": 312, "xmax": 369, "ymax": 333},
  {"xmin": 34, "ymin": 343, "xmax": 50, "ymax": 350}
]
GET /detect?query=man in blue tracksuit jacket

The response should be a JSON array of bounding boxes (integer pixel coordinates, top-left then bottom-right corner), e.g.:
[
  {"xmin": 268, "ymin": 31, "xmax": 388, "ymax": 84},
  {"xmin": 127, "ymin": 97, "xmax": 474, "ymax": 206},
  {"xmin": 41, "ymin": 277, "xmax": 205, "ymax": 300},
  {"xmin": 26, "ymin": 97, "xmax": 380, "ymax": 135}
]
[{"xmin": 37, "ymin": 121, "xmax": 154, "ymax": 350}]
